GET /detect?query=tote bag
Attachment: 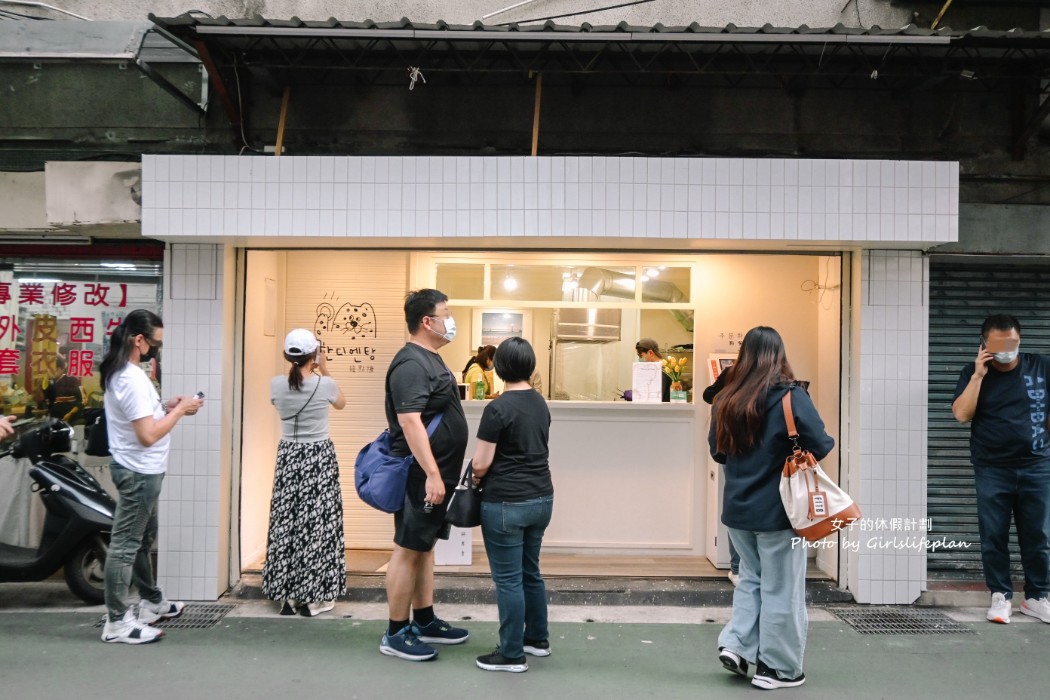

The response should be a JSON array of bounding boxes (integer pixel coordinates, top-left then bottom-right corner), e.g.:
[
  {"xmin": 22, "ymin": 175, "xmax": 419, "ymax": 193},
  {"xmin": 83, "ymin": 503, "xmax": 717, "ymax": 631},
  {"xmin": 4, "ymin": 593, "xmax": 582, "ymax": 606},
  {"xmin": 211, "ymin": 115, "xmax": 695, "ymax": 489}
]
[
  {"xmin": 83, "ymin": 407, "xmax": 110, "ymax": 457},
  {"xmin": 779, "ymin": 393, "xmax": 860, "ymax": 541},
  {"xmin": 354, "ymin": 413, "xmax": 443, "ymax": 513},
  {"xmin": 444, "ymin": 461, "xmax": 482, "ymax": 528}
]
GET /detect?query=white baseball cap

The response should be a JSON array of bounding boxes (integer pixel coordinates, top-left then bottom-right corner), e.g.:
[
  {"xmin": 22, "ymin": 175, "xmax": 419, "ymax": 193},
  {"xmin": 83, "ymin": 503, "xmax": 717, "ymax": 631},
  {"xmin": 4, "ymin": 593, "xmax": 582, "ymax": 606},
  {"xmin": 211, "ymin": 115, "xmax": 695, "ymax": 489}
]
[{"xmin": 284, "ymin": 328, "xmax": 319, "ymax": 356}]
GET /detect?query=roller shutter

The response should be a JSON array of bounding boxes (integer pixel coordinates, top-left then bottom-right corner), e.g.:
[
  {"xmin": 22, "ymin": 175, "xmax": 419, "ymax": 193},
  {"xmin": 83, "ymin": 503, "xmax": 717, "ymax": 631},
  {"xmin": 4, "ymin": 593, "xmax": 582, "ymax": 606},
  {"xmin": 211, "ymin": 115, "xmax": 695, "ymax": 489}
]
[{"xmin": 928, "ymin": 257, "xmax": 1050, "ymax": 578}]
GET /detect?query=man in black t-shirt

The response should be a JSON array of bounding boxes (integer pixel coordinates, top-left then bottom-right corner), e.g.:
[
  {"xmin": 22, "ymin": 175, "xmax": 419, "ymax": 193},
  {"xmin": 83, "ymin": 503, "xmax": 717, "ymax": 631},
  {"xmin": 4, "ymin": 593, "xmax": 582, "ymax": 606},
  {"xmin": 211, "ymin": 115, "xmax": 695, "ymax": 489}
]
[
  {"xmin": 379, "ymin": 288, "xmax": 470, "ymax": 662},
  {"xmin": 952, "ymin": 314, "xmax": 1050, "ymax": 626}
]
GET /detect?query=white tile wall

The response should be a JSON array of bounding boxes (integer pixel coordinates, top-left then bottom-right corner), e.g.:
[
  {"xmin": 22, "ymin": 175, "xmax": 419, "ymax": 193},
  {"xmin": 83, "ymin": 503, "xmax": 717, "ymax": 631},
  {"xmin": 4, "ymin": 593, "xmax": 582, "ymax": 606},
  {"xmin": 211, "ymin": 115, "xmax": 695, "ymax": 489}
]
[
  {"xmin": 848, "ymin": 250, "xmax": 929, "ymax": 604},
  {"xmin": 157, "ymin": 243, "xmax": 227, "ymax": 601},
  {"xmin": 142, "ymin": 156, "xmax": 959, "ymax": 245}
]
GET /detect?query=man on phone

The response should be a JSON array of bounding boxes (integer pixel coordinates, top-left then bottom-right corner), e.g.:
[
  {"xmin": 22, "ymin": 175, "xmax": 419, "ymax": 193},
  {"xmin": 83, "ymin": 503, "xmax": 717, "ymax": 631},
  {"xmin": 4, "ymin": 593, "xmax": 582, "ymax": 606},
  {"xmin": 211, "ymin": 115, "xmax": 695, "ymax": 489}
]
[{"xmin": 952, "ymin": 314, "xmax": 1050, "ymax": 625}]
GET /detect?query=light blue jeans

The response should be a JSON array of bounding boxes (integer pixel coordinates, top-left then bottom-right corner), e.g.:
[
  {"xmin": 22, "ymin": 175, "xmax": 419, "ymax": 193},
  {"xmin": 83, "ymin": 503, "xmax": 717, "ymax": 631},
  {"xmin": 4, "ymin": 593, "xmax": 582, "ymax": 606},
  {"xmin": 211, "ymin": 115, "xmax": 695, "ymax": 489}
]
[
  {"xmin": 480, "ymin": 496, "xmax": 554, "ymax": 659},
  {"xmin": 717, "ymin": 527, "xmax": 808, "ymax": 678},
  {"xmin": 104, "ymin": 463, "xmax": 165, "ymax": 621}
]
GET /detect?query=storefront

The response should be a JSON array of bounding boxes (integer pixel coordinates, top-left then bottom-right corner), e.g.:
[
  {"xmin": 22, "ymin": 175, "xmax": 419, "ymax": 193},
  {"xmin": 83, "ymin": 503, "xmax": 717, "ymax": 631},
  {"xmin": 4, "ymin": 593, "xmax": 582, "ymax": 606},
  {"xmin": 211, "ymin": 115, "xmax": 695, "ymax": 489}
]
[
  {"xmin": 238, "ymin": 250, "xmax": 842, "ymax": 573},
  {"xmin": 0, "ymin": 242, "xmax": 164, "ymax": 545},
  {"xmin": 142, "ymin": 154, "xmax": 955, "ymax": 604}
]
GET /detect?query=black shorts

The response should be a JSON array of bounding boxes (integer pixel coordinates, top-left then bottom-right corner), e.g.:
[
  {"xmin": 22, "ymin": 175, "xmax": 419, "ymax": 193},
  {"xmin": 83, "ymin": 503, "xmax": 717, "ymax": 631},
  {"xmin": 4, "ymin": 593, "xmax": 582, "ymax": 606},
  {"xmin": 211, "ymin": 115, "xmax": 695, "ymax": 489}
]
[{"xmin": 393, "ymin": 478, "xmax": 452, "ymax": 552}]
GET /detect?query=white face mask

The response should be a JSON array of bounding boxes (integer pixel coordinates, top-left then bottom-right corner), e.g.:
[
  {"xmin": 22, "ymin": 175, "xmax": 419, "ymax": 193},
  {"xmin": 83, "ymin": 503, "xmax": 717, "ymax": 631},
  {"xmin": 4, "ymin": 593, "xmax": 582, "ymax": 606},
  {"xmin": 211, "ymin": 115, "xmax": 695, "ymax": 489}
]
[
  {"xmin": 994, "ymin": 349, "xmax": 1019, "ymax": 364},
  {"xmin": 429, "ymin": 315, "xmax": 457, "ymax": 343}
]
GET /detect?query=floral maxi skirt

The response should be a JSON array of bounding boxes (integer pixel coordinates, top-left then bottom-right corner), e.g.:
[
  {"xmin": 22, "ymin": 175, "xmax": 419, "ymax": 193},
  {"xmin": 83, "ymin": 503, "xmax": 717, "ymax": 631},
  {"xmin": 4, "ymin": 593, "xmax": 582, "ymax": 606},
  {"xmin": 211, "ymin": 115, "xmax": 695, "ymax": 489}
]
[{"xmin": 261, "ymin": 439, "xmax": 346, "ymax": 603}]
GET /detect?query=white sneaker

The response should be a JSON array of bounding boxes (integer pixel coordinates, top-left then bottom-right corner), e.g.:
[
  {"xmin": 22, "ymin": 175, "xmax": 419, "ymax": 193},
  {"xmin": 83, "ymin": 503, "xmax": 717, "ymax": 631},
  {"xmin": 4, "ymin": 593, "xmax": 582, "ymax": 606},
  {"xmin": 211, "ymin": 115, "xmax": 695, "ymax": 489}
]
[
  {"xmin": 986, "ymin": 592, "xmax": 1012, "ymax": 624},
  {"xmin": 300, "ymin": 600, "xmax": 335, "ymax": 617},
  {"xmin": 728, "ymin": 571, "xmax": 740, "ymax": 587},
  {"xmin": 1020, "ymin": 597, "xmax": 1050, "ymax": 623},
  {"xmin": 138, "ymin": 598, "xmax": 186, "ymax": 624},
  {"xmin": 101, "ymin": 609, "xmax": 163, "ymax": 644}
]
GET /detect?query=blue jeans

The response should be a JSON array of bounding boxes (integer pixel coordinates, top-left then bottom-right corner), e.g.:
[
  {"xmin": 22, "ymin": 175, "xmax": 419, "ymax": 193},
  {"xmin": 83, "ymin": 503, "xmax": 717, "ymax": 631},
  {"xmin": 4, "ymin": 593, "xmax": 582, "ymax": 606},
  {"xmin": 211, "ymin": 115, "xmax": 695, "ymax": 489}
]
[
  {"xmin": 718, "ymin": 528, "xmax": 807, "ymax": 679},
  {"xmin": 480, "ymin": 496, "xmax": 554, "ymax": 659},
  {"xmin": 973, "ymin": 461, "xmax": 1050, "ymax": 600},
  {"xmin": 104, "ymin": 463, "xmax": 165, "ymax": 621}
]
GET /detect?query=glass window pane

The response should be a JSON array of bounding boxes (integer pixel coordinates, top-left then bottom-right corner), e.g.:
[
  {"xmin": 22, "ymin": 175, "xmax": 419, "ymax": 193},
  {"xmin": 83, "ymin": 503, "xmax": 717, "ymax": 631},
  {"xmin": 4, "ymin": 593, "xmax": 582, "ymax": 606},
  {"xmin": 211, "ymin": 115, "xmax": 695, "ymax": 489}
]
[
  {"xmin": 0, "ymin": 259, "xmax": 163, "ymax": 423},
  {"xmin": 640, "ymin": 266, "xmax": 690, "ymax": 303},
  {"xmin": 436, "ymin": 263, "xmax": 484, "ymax": 300},
  {"xmin": 491, "ymin": 264, "xmax": 589, "ymax": 302}
]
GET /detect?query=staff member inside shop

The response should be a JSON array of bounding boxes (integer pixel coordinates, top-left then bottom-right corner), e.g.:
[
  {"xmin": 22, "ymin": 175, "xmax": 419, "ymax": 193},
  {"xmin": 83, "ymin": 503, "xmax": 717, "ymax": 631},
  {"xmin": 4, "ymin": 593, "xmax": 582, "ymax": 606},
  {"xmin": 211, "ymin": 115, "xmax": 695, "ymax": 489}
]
[{"xmin": 636, "ymin": 338, "xmax": 671, "ymax": 403}]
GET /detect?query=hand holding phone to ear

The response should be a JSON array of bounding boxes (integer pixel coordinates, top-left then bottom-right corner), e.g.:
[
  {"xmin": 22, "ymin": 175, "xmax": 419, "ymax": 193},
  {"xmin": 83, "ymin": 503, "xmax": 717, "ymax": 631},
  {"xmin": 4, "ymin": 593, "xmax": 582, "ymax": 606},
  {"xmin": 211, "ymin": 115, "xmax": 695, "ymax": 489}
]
[{"xmin": 974, "ymin": 344, "xmax": 993, "ymax": 379}]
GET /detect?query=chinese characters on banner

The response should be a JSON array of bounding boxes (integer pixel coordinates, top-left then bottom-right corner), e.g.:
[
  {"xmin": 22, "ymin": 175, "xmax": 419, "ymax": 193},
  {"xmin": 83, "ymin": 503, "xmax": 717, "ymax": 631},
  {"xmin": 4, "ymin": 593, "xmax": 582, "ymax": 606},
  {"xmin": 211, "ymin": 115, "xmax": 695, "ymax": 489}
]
[
  {"xmin": 0, "ymin": 281, "xmax": 129, "ymax": 378},
  {"xmin": 0, "ymin": 277, "xmax": 157, "ymax": 420}
]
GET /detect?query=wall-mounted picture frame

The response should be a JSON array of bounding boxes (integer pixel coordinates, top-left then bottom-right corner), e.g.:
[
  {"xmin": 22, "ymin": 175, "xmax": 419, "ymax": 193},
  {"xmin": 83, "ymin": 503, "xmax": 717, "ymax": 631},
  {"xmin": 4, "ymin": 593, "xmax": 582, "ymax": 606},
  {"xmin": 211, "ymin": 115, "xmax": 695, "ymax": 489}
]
[
  {"xmin": 473, "ymin": 308, "xmax": 531, "ymax": 348},
  {"xmin": 708, "ymin": 353, "xmax": 738, "ymax": 384}
]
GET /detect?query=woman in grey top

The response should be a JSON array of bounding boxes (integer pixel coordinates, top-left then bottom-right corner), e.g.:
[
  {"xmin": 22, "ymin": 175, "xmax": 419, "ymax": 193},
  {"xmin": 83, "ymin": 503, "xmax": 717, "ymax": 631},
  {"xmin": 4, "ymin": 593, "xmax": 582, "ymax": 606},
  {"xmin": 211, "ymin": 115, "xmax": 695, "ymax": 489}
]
[{"xmin": 262, "ymin": 328, "xmax": 346, "ymax": 617}]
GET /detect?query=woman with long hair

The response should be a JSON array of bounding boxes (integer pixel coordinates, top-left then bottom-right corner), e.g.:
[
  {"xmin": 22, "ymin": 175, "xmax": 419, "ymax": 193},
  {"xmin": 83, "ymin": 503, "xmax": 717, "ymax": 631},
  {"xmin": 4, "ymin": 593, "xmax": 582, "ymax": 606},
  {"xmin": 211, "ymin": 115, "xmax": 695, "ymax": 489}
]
[
  {"xmin": 709, "ymin": 326, "xmax": 834, "ymax": 690},
  {"xmin": 99, "ymin": 309, "xmax": 203, "ymax": 644},
  {"xmin": 262, "ymin": 328, "xmax": 347, "ymax": 617}
]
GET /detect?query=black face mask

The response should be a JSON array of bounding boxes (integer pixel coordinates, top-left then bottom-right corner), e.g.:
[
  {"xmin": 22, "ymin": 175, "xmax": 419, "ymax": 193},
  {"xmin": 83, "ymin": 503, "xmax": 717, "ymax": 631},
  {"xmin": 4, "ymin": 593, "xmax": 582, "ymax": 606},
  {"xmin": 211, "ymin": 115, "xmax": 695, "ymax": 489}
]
[{"xmin": 141, "ymin": 342, "xmax": 160, "ymax": 362}]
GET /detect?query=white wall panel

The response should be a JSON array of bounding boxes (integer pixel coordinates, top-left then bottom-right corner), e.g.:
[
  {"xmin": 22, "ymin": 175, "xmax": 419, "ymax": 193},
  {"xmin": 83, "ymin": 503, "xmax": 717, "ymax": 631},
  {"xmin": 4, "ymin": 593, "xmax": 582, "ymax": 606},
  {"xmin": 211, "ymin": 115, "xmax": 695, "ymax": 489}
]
[{"xmin": 143, "ymin": 156, "xmax": 958, "ymax": 248}]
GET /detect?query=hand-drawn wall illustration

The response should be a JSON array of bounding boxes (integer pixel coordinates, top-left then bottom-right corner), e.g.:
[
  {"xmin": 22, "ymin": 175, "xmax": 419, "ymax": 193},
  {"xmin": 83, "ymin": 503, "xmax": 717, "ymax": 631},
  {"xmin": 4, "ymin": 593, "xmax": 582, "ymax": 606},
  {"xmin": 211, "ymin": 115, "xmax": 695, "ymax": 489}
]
[{"xmin": 314, "ymin": 297, "xmax": 377, "ymax": 366}]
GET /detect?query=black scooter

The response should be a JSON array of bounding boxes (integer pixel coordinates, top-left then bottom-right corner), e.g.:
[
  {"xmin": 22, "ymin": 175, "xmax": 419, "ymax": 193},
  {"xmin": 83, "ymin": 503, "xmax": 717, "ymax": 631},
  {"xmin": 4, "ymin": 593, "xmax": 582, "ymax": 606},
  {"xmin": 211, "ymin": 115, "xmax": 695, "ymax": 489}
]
[{"xmin": 0, "ymin": 418, "xmax": 114, "ymax": 604}]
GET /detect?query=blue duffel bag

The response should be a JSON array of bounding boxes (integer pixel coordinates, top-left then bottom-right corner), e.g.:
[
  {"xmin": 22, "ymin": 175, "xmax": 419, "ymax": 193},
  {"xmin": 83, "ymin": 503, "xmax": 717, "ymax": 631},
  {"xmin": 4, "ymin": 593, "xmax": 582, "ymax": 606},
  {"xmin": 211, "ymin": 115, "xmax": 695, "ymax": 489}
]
[{"xmin": 354, "ymin": 413, "xmax": 444, "ymax": 513}]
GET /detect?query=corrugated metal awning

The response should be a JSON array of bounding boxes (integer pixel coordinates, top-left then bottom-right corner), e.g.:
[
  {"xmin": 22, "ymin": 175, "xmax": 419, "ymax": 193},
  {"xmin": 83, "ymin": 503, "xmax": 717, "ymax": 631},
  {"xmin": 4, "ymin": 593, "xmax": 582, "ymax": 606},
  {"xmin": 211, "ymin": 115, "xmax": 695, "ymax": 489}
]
[
  {"xmin": 0, "ymin": 20, "xmax": 205, "ymax": 115},
  {"xmin": 147, "ymin": 13, "xmax": 1050, "ymax": 146}
]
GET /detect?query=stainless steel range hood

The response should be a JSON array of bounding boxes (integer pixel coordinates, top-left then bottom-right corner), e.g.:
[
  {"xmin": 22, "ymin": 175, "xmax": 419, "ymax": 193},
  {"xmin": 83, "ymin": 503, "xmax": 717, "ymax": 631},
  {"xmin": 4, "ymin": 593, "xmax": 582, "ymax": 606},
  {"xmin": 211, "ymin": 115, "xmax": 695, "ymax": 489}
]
[{"xmin": 554, "ymin": 308, "xmax": 621, "ymax": 342}]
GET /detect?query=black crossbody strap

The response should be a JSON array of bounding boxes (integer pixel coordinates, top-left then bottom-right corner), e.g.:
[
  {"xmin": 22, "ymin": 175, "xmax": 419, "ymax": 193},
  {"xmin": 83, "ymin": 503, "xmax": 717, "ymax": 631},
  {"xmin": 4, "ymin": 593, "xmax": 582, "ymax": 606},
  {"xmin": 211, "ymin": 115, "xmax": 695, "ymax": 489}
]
[{"xmin": 282, "ymin": 377, "xmax": 321, "ymax": 440}]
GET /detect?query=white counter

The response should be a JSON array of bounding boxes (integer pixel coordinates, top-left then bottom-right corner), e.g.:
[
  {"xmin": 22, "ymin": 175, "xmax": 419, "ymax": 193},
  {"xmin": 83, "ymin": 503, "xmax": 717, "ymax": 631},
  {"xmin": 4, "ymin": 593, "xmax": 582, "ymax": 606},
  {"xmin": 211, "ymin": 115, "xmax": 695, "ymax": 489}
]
[{"xmin": 462, "ymin": 399, "xmax": 701, "ymax": 554}]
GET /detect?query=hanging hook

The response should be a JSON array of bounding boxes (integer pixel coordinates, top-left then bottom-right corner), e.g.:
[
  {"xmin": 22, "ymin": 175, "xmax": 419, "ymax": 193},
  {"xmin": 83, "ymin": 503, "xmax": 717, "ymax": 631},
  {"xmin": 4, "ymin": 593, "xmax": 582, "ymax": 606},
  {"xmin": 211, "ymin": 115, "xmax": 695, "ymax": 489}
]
[{"xmin": 407, "ymin": 66, "xmax": 426, "ymax": 91}]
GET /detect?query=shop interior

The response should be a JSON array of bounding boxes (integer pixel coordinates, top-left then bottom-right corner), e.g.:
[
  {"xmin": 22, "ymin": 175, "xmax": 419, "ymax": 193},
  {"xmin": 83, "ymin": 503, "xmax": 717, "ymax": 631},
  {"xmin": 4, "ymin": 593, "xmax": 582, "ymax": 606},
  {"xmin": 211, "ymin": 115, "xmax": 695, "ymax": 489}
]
[{"xmin": 237, "ymin": 250, "xmax": 843, "ymax": 580}]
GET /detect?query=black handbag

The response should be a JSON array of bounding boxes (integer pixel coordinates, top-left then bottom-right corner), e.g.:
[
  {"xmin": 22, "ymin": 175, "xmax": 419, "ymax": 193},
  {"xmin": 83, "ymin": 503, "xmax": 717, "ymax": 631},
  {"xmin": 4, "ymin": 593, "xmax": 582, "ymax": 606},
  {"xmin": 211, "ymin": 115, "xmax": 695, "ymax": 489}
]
[
  {"xmin": 83, "ymin": 407, "xmax": 110, "ymax": 457},
  {"xmin": 445, "ymin": 462, "xmax": 482, "ymax": 528}
]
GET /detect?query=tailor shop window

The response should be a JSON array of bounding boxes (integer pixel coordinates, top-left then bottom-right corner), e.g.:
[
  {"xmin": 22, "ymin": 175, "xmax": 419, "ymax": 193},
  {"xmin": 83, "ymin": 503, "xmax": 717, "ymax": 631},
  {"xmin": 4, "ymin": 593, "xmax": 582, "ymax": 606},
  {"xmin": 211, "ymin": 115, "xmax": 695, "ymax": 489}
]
[{"xmin": 0, "ymin": 259, "xmax": 163, "ymax": 422}]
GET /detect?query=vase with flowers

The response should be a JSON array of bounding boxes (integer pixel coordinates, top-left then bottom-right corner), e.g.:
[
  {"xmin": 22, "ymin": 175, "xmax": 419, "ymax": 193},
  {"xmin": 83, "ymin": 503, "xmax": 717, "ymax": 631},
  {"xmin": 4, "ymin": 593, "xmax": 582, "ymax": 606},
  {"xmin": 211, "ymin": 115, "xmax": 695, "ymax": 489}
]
[{"xmin": 661, "ymin": 356, "xmax": 689, "ymax": 402}]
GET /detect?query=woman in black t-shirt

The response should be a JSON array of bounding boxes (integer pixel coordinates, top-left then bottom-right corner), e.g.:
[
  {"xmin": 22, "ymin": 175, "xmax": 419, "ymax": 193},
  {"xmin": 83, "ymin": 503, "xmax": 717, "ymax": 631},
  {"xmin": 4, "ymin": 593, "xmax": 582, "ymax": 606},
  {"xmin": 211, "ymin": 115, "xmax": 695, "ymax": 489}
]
[{"xmin": 470, "ymin": 338, "xmax": 554, "ymax": 673}]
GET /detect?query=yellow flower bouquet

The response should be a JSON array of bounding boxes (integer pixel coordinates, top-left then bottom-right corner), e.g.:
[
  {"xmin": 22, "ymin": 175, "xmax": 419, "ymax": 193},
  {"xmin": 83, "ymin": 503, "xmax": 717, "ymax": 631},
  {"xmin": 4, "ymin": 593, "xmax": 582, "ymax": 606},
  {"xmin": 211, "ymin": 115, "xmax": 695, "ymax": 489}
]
[{"xmin": 661, "ymin": 356, "xmax": 687, "ymax": 383}]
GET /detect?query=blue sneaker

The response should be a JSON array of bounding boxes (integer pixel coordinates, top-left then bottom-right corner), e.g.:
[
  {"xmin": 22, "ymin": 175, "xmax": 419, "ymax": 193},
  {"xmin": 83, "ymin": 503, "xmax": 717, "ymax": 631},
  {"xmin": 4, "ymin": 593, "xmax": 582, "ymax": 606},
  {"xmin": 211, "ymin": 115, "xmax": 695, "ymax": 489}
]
[
  {"xmin": 410, "ymin": 617, "xmax": 469, "ymax": 645},
  {"xmin": 380, "ymin": 625, "xmax": 437, "ymax": 661}
]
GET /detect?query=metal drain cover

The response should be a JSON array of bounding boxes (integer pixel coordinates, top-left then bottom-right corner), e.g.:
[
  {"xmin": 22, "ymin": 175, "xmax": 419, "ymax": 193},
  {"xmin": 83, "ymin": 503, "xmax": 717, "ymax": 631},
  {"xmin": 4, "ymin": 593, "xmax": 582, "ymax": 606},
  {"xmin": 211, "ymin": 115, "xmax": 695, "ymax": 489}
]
[
  {"xmin": 95, "ymin": 603, "xmax": 235, "ymax": 630},
  {"xmin": 828, "ymin": 606, "xmax": 975, "ymax": 635}
]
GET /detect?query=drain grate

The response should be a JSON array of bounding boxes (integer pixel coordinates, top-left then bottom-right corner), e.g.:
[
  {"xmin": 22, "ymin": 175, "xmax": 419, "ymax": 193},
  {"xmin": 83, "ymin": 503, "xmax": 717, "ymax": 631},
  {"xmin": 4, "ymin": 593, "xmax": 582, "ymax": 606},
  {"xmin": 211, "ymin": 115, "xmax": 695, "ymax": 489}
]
[
  {"xmin": 828, "ymin": 606, "xmax": 975, "ymax": 635},
  {"xmin": 95, "ymin": 603, "xmax": 235, "ymax": 630}
]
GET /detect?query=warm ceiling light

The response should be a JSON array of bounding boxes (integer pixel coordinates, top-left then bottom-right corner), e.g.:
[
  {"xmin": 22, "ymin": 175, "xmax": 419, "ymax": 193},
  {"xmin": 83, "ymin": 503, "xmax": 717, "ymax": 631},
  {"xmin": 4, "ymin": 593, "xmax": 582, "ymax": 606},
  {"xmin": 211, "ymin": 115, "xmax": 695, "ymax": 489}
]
[{"xmin": 503, "ymin": 275, "xmax": 518, "ymax": 292}]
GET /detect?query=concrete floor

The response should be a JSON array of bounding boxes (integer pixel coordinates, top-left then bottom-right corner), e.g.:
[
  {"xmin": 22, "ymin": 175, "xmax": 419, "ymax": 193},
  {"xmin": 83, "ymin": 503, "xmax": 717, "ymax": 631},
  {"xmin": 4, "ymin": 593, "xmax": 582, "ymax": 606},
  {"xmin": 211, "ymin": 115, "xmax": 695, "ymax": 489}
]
[{"xmin": 2, "ymin": 582, "xmax": 1050, "ymax": 699}]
